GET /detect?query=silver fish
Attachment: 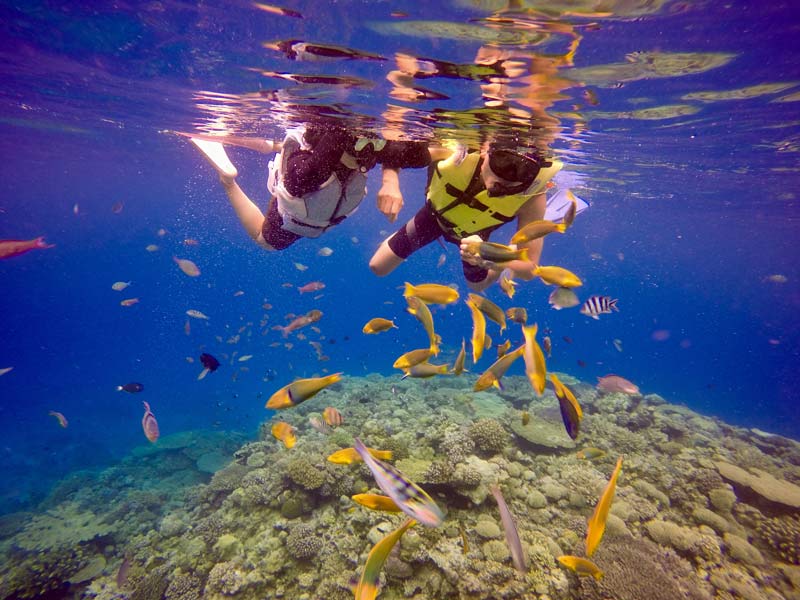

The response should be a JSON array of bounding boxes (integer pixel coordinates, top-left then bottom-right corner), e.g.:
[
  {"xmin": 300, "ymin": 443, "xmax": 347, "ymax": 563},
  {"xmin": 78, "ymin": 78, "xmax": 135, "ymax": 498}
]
[
  {"xmin": 548, "ymin": 287, "xmax": 580, "ymax": 310},
  {"xmin": 490, "ymin": 485, "xmax": 526, "ymax": 572},
  {"xmin": 354, "ymin": 437, "xmax": 444, "ymax": 527}
]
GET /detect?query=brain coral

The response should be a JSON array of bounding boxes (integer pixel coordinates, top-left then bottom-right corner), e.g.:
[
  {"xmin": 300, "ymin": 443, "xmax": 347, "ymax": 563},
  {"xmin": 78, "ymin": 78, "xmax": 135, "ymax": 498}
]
[
  {"xmin": 468, "ymin": 419, "xmax": 508, "ymax": 455},
  {"xmin": 286, "ymin": 524, "xmax": 323, "ymax": 559}
]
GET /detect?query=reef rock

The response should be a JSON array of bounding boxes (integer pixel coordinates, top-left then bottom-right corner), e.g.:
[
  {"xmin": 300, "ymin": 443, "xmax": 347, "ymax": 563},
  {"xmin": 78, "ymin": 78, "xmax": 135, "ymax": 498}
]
[
  {"xmin": 715, "ymin": 460, "xmax": 800, "ymax": 512},
  {"xmin": 510, "ymin": 417, "xmax": 575, "ymax": 452}
]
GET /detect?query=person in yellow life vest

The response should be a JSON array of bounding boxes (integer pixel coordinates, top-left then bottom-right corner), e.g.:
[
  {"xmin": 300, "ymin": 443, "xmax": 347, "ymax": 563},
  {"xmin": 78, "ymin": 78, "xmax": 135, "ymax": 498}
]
[{"xmin": 369, "ymin": 140, "xmax": 562, "ymax": 291}]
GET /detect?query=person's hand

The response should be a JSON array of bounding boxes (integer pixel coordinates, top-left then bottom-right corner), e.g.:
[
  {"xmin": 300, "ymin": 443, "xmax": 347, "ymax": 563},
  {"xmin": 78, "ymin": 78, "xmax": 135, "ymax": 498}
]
[
  {"xmin": 459, "ymin": 235, "xmax": 497, "ymax": 271},
  {"xmin": 377, "ymin": 168, "xmax": 403, "ymax": 223}
]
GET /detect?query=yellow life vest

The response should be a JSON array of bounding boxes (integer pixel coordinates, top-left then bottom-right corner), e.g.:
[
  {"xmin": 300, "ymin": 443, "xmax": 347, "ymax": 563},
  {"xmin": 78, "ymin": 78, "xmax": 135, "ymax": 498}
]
[{"xmin": 427, "ymin": 151, "xmax": 563, "ymax": 238}]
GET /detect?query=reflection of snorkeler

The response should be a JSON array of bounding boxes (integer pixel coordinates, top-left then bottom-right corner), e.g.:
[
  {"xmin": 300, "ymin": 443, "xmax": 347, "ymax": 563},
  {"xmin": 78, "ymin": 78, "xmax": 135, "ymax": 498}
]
[
  {"xmin": 370, "ymin": 139, "xmax": 564, "ymax": 292},
  {"xmin": 189, "ymin": 125, "xmax": 430, "ymax": 250}
]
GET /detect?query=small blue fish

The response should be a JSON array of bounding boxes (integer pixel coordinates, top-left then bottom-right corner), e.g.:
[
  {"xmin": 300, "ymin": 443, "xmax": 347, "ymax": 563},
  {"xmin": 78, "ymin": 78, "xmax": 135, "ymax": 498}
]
[
  {"xmin": 580, "ymin": 296, "xmax": 619, "ymax": 320},
  {"xmin": 354, "ymin": 438, "xmax": 444, "ymax": 527}
]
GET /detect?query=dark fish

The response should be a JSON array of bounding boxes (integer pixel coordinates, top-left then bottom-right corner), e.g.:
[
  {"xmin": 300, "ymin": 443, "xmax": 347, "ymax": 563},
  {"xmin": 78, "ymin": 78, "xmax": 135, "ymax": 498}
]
[
  {"xmin": 580, "ymin": 296, "xmax": 619, "ymax": 320},
  {"xmin": 563, "ymin": 336, "xmax": 573, "ymax": 344},
  {"xmin": 116, "ymin": 555, "xmax": 131, "ymax": 588},
  {"xmin": 577, "ymin": 360, "xmax": 587, "ymax": 368},
  {"xmin": 264, "ymin": 40, "xmax": 386, "ymax": 61},
  {"xmin": 116, "ymin": 382, "xmax": 144, "ymax": 393},
  {"xmin": 200, "ymin": 353, "xmax": 220, "ymax": 371}
]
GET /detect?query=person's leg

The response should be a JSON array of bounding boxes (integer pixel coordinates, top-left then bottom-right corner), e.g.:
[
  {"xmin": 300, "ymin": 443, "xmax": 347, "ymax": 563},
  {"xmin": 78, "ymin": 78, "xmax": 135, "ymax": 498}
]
[
  {"xmin": 369, "ymin": 205, "xmax": 442, "ymax": 276},
  {"xmin": 191, "ymin": 138, "xmax": 269, "ymax": 247},
  {"xmin": 369, "ymin": 236, "xmax": 406, "ymax": 276}
]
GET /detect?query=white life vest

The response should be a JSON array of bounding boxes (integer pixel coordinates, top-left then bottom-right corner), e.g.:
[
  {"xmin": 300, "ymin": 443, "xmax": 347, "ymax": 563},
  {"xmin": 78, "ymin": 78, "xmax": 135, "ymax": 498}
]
[{"xmin": 267, "ymin": 127, "xmax": 367, "ymax": 238}]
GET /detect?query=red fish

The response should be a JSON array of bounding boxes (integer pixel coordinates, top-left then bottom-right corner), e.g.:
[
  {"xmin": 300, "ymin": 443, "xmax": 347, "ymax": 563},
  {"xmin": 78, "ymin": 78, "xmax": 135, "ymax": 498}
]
[
  {"xmin": 48, "ymin": 410, "xmax": 68, "ymax": 428},
  {"xmin": 298, "ymin": 281, "xmax": 325, "ymax": 294},
  {"xmin": 0, "ymin": 236, "xmax": 55, "ymax": 260},
  {"xmin": 273, "ymin": 309, "xmax": 322, "ymax": 337},
  {"xmin": 141, "ymin": 401, "xmax": 160, "ymax": 443},
  {"xmin": 597, "ymin": 374, "xmax": 640, "ymax": 395}
]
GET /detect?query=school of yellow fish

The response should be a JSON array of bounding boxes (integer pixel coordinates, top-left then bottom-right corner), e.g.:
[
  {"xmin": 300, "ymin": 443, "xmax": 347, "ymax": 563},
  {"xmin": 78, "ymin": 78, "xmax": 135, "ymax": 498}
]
[{"xmin": 255, "ymin": 206, "xmax": 637, "ymax": 597}]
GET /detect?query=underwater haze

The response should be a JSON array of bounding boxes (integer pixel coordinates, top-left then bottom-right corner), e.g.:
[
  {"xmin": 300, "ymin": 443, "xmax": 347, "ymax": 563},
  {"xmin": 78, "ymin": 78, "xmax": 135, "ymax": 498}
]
[{"xmin": 1, "ymin": 1, "xmax": 800, "ymax": 599}]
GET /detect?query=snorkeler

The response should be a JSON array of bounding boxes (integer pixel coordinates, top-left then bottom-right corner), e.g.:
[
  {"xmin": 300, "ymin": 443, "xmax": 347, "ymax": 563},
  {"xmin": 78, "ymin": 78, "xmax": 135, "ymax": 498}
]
[
  {"xmin": 369, "ymin": 139, "xmax": 567, "ymax": 292},
  {"xmin": 189, "ymin": 124, "xmax": 431, "ymax": 250}
]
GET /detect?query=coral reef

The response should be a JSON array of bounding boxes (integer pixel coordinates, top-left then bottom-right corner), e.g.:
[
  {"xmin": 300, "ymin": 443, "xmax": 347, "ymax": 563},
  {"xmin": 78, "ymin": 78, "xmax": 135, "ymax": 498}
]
[{"xmin": 3, "ymin": 374, "xmax": 800, "ymax": 599}]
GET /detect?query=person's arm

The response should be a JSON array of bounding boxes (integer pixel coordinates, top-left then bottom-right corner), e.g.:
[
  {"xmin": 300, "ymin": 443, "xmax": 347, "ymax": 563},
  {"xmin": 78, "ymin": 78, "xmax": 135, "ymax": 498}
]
[
  {"xmin": 505, "ymin": 192, "xmax": 547, "ymax": 280},
  {"xmin": 376, "ymin": 167, "xmax": 403, "ymax": 223},
  {"xmin": 457, "ymin": 193, "xmax": 548, "ymax": 290}
]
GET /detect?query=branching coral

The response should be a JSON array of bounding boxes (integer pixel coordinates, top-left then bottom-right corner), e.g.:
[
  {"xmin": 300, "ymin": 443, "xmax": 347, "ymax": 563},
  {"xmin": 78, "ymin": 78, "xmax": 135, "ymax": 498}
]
[{"xmin": 756, "ymin": 515, "xmax": 800, "ymax": 564}]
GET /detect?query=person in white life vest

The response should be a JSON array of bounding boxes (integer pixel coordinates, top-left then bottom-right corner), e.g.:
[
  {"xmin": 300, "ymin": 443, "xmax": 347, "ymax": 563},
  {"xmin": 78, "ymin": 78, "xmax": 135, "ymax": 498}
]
[{"xmin": 189, "ymin": 124, "xmax": 430, "ymax": 250}]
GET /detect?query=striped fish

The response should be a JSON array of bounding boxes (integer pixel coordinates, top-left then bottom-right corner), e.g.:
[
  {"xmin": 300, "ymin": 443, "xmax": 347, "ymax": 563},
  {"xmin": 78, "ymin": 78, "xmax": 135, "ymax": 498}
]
[
  {"xmin": 579, "ymin": 295, "xmax": 619, "ymax": 320},
  {"xmin": 354, "ymin": 438, "xmax": 444, "ymax": 527}
]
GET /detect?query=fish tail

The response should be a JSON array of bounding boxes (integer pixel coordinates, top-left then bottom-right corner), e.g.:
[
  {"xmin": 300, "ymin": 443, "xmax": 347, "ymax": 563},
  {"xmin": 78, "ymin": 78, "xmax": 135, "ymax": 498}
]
[
  {"xmin": 609, "ymin": 299, "xmax": 619, "ymax": 311},
  {"xmin": 518, "ymin": 247, "xmax": 530, "ymax": 262},
  {"xmin": 556, "ymin": 223, "xmax": 568, "ymax": 233},
  {"xmin": 403, "ymin": 282, "xmax": 414, "ymax": 299}
]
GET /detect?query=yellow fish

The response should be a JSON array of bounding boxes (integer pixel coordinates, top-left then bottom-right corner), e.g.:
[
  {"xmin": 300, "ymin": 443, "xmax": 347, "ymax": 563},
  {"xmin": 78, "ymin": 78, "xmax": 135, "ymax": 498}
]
[
  {"xmin": 505, "ymin": 307, "xmax": 527, "ymax": 324},
  {"xmin": 467, "ymin": 293, "xmax": 507, "ymax": 332},
  {"xmin": 328, "ymin": 447, "xmax": 393, "ymax": 465},
  {"xmin": 499, "ymin": 269, "xmax": 517, "ymax": 299},
  {"xmin": 586, "ymin": 457, "xmax": 623, "ymax": 557},
  {"xmin": 392, "ymin": 348, "xmax": 433, "ymax": 369},
  {"xmin": 533, "ymin": 265, "xmax": 583, "ymax": 288},
  {"xmin": 466, "ymin": 298, "xmax": 486, "ymax": 364},
  {"xmin": 577, "ymin": 447, "xmax": 607, "ymax": 460},
  {"xmin": 521, "ymin": 411, "xmax": 530, "ymax": 426},
  {"xmin": 355, "ymin": 519, "xmax": 416, "ymax": 600},
  {"xmin": 271, "ymin": 421, "xmax": 296, "ymax": 449},
  {"xmin": 402, "ymin": 362, "xmax": 449, "ymax": 379},
  {"xmin": 451, "ymin": 338, "xmax": 467, "ymax": 375},
  {"xmin": 511, "ymin": 220, "xmax": 567, "ymax": 245},
  {"xmin": 557, "ymin": 555, "xmax": 604, "ymax": 580},
  {"xmin": 403, "ymin": 282, "xmax": 459, "ymax": 305},
  {"xmin": 406, "ymin": 296, "xmax": 440, "ymax": 355},
  {"xmin": 474, "ymin": 345, "xmax": 525, "ymax": 392},
  {"xmin": 522, "ymin": 324, "xmax": 547, "ymax": 396},
  {"xmin": 362, "ymin": 318, "xmax": 397, "ymax": 334},
  {"xmin": 351, "ymin": 494, "xmax": 402, "ymax": 512},
  {"xmin": 497, "ymin": 339, "xmax": 511, "ymax": 358},
  {"xmin": 564, "ymin": 191, "xmax": 578, "ymax": 227},
  {"xmin": 463, "ymin": 241, "xmax": 529, "ymax": 265},
  {"xmin": 266, "ymin": 373, "xmax": 343, "ymax": 409},
  {"xmin": 551, "ymin": 373, "xmax": 582, "ymax": 440}
]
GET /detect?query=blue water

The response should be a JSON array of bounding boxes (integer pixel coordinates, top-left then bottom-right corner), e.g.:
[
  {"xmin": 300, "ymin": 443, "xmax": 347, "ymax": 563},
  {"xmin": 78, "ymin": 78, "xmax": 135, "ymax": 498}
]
[{"xmin": 1, "ymin": 1, "xmax": 799, "ymax": 515}]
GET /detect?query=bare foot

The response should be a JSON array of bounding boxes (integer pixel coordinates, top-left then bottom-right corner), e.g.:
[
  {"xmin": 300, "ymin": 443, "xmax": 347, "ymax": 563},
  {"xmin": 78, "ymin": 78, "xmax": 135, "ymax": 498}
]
[{"xmin": 191, "ymin": 138, "xmax": 238, "ymax": 184}]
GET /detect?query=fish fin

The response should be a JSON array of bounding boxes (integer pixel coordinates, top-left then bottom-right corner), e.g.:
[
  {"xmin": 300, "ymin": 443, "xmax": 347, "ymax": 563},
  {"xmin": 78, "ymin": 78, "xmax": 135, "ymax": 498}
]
[
  {"xmin": 610, "ymin": 299, "xmax": 620, "ymax": 311},
  {"xmin": 556, "ymin": 223, "xmax": 568, "ymax": 233},
  {"xmin": 494, "ymin": 380, "xmax": 504, "ymax": 390},
  {"xmin": 519, "ymin": 247, "xmax": 530, "ymax": 262},
  {"xmin": 115, "ymin": 386, "xmax": 122, "ymax": 391},
  {"xmin": 403, "ymin": 282, "xmax": 414, "ymax": 298},
  {"xmin": 591, "ymin": 314, "xmax": 600, "ymax": 320}
]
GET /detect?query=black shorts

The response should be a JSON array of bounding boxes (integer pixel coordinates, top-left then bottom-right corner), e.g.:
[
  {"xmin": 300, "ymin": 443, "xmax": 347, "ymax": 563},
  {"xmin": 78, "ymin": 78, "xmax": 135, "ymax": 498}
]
[
  {"xmin": 387, "ymin": 203, "xmax": 490, "ymax": 283},
  {"xmin": 261, "ymin": 196, "xmax": 301, "ymax": 250}
]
